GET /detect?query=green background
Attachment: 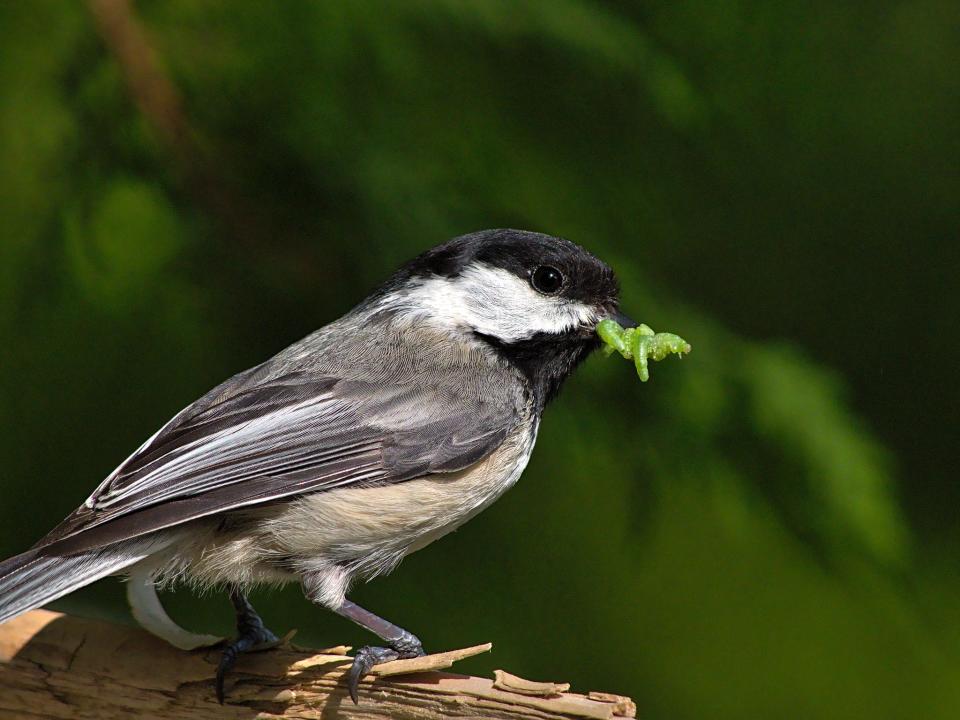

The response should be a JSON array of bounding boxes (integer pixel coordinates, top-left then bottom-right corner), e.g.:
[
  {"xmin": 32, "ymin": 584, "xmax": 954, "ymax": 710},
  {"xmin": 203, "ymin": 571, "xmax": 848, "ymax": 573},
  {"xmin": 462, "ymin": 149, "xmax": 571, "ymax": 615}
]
[{"xmin": 1, "ymin": 2, "xmax": 958, "ymax": 718}]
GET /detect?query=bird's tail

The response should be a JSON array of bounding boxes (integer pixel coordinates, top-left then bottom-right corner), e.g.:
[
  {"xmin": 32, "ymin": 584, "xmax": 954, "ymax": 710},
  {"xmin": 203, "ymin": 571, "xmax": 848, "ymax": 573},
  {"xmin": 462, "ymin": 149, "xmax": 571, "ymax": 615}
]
[{"xmin": 0, "ymin": 541, "xmax": 157, "ymax": 625}]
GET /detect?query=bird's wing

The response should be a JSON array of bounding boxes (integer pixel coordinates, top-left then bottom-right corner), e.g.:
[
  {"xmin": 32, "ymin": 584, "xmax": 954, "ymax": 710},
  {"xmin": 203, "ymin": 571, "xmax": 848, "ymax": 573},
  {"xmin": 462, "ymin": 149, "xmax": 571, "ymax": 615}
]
[{"xmin": 38, "ymin": 369, "xmax": 516, "ymax": 555}]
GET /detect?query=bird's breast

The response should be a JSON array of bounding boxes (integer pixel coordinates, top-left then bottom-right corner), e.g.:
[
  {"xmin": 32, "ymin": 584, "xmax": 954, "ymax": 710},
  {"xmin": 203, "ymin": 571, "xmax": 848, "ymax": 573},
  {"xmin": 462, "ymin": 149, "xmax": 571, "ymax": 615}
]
[{"xmin": 265, "ymin": 417, "xmax": 539, "ymax": 574}]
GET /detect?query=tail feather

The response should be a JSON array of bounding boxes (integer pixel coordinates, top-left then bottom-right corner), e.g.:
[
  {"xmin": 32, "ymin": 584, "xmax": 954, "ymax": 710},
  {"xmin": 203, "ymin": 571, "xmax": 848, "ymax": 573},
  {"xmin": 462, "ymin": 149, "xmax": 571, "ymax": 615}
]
[{"xmin": 0, "ymin": 541, "xmax": 158, "ymax": 625}]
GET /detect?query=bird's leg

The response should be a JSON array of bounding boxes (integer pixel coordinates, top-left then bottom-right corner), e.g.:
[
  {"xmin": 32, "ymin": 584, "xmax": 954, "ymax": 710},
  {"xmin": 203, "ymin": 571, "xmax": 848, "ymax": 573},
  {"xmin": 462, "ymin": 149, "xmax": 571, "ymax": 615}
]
[
  {"xmin": 335, "ymin": 599, "xmax": 426, "ymax": 704},
  {"xmin": 215, "ymin": 590, "xmax": 279, "ymax": 703}
]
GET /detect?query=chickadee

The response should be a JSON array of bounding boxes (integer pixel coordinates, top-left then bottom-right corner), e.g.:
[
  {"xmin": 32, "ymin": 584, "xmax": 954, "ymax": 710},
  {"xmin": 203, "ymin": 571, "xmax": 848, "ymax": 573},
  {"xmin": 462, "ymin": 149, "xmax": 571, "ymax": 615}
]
[{"xmin": 0, "ymin": 229, "xmax": 633, "ymax": 702}]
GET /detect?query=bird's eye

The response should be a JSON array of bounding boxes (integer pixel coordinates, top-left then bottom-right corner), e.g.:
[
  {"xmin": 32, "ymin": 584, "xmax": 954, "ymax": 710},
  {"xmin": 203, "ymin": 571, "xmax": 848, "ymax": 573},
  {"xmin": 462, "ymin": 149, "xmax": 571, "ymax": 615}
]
[{"xmin": 530, "ymin": 265, "xmax": 564, "ymax": 295}]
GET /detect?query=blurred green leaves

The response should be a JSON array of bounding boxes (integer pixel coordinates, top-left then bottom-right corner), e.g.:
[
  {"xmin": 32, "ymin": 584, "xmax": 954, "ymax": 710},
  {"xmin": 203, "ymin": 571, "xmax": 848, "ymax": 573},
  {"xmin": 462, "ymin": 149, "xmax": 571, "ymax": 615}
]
[
  {"xmin": 741, "ymin": 343, "xmax": 907, "ymax": 566},
  {"xmin": 0, "ymin": 2, "xmax": 956, "ymax": 718},
  {"xmin": 65, "ymin": 180, "xmax": 183, "ymax": 311}
]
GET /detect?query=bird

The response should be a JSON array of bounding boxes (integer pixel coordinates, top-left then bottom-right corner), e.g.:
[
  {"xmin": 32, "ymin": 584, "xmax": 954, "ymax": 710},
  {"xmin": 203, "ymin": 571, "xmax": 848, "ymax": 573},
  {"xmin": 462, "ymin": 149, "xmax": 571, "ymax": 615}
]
[{"xmin": 0, "ymin": 228, "xmax": 633, "ymax": 703}]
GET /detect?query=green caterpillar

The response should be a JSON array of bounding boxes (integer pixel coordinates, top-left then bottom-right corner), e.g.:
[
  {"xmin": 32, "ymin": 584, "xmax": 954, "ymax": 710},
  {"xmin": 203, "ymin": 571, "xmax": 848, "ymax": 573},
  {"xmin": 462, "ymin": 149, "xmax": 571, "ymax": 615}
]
[{"xmin": 596, "ymin": 319, "xmax": 691, "ymax": 382}]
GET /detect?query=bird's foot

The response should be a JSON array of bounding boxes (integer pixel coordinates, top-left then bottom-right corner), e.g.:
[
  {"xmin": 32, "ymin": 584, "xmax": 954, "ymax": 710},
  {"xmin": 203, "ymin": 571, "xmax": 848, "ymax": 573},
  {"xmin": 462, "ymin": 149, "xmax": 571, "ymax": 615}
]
[
  {"xmin": 216, "ymin": 592, "xmax": 280, "ymax": 703},
  {"xmin": 347, "ymin": 631, "xmax": 425, "ymax": 704},
  {"xmin": 215, "ymin": 624, "xmax": 279, "ymax": 703}
]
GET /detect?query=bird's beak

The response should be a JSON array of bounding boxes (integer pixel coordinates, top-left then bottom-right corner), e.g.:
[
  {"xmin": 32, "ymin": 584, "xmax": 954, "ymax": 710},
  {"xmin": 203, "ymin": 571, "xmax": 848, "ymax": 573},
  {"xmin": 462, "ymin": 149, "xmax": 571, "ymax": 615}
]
[{"xmin": 609, "ymin": 309, "xmax": 638, "ymax": 329}]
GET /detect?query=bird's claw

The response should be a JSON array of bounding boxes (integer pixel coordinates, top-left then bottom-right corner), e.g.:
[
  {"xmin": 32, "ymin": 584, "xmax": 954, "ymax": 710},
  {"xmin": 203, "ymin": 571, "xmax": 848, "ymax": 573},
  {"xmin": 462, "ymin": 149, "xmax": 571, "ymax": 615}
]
[
  {"xmin": 215, "ymin": 625, "xmax": 279, "ymax": 704},
  {"xmin": 347, "ymin": 646, "xmax": 398, "ymax": 704},
  {"xmin": 347, "ymin": 637, "xmax": 425, "ymax": 704}
]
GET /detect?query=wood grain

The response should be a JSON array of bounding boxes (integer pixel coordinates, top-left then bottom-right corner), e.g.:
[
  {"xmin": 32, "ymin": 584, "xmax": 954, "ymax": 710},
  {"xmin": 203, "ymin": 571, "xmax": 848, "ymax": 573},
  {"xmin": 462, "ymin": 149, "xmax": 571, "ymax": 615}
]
[{"xmin": 0, "ymin": 610, "xmax": 636, "ymax": 719}]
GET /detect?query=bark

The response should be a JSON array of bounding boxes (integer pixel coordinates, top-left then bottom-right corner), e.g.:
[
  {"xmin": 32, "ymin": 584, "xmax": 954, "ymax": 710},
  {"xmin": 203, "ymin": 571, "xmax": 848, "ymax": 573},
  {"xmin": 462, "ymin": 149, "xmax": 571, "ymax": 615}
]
[{"xmin": 0, "ymin": 610, "xmax": 636, "ymax": 719}]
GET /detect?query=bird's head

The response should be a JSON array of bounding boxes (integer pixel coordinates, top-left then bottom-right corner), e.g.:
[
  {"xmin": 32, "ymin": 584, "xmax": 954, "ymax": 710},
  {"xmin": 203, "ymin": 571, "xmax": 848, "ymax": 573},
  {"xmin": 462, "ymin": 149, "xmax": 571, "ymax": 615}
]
[{"xmin": 365, "ymin": 229, "xmax": 632, "ymax": 404}]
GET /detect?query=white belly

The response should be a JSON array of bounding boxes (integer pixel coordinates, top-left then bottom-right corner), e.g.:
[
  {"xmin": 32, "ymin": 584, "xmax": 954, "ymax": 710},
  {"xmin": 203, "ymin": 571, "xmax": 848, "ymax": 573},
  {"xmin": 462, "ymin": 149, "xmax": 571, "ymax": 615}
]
[
  {"xmin": 157, "ymin": 419, "xmax": 538, "ymax": 607},
  {"xmin": 273, "ymin": 418, "xmax": 538, "ymax": 566}
]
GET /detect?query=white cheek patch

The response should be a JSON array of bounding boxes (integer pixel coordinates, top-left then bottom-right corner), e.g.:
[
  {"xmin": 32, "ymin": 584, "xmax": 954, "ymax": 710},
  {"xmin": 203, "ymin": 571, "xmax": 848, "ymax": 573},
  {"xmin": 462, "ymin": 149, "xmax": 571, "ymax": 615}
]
[{"xmin": 378, "ymin": 263, "xmax": 597, "ymax": 343}]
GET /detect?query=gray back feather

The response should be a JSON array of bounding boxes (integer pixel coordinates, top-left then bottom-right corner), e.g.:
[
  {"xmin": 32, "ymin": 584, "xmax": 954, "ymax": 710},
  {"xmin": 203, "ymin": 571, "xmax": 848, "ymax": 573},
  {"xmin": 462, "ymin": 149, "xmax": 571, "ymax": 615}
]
[{"xmin": 36, "ymin": 314, "xmax": 526, "ymax": 556}]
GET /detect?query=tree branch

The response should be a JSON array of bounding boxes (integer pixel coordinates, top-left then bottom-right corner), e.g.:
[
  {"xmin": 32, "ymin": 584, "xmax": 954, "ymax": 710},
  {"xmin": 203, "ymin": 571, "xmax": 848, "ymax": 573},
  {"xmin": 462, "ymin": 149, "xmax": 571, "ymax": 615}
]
[
  {"xmin": 0, "ymin": 610, "xmax": 636, "ymax": 719},
  {"xmin": 86, "ymin": 0, "xmax": 271, "ymax": 254},
  {"xmin": 85, "ymin": 0, "xmax": 336, "ymax": 292}
]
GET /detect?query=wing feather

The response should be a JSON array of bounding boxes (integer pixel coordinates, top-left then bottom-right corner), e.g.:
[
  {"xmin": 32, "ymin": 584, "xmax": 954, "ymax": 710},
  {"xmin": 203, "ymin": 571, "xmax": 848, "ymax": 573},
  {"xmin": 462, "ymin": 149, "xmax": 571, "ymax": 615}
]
[{"xmin": 37, "ymin": 369, "xmax": 517, "ymax": 554}]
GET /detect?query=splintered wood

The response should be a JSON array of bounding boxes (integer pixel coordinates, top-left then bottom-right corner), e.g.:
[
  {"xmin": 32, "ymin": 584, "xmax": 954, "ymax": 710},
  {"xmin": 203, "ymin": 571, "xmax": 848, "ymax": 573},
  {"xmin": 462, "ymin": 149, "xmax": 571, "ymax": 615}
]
[
  {"xmin": 494, "ymin": 668, "xmax": 571, "ymax": 696},
  {"xmin": 0, "ymin": 609, "xmax": 636, "ymax": 719}
]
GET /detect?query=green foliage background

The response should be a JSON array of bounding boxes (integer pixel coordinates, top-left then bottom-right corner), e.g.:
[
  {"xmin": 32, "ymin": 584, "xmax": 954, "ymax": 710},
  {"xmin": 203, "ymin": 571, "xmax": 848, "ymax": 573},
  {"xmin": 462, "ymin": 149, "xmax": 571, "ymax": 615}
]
[{"xmin": 1, "ymin": 2, "xmax": 958, "ymax": 717}]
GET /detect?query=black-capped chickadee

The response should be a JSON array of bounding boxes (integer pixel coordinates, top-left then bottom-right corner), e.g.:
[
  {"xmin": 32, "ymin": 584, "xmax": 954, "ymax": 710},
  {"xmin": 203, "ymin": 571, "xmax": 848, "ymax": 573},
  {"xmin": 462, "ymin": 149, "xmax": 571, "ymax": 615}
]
[{"xmin": 0, "ymin": 229, "xmax": 634, "ymax": 702}]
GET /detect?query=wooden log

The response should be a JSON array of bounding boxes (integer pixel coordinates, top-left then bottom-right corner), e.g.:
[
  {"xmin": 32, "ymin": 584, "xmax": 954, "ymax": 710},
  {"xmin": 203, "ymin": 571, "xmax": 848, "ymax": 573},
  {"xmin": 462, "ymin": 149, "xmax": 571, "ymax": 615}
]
[{"xmin": 0, "ymin": 610, "xmax": 636, "ymax": 719}]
